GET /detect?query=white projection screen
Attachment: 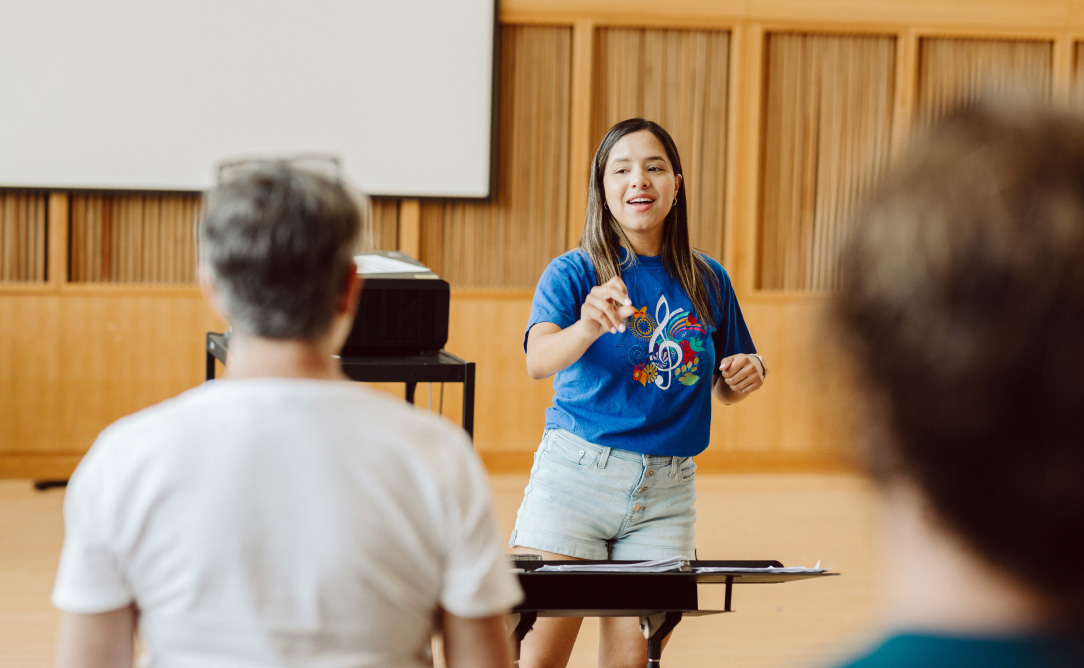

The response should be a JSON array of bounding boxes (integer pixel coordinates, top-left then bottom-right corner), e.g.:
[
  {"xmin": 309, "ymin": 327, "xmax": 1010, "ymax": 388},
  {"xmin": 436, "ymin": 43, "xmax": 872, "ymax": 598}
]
[{"xmin": 0, "ymin": 1, "xmax": 497, "ymax": 198}]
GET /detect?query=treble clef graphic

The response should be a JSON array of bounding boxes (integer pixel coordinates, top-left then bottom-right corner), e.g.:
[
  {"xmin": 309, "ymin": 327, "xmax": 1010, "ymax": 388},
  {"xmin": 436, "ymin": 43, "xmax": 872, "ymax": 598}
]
[{"xmin": 648, "ymin": 295, "xmax": 684, "ymax": 390}]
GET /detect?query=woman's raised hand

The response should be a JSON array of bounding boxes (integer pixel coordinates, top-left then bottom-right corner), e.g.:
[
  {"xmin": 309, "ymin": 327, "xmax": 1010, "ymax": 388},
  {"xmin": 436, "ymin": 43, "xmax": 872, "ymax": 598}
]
[
  {"xmin": 580, "ymin": 276, "xmax": 636, "ymax": 340},
  {"xmin": 525, "ymin": 276, "xmax": 637, "ymax": 379}
]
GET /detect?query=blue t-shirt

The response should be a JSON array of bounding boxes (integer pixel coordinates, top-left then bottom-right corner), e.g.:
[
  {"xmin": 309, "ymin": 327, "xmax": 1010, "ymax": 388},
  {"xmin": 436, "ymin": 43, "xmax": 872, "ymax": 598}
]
[{"xmin": 525, "ymin": 249, "xmax": 755, "ymax": 456}]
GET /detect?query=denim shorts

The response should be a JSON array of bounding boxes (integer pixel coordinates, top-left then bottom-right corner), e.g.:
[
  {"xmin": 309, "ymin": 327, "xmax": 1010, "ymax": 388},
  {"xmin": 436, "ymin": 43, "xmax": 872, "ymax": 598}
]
[{"xmin": 510, "ymin": 428, "xmax": 697, "ymax": 560}]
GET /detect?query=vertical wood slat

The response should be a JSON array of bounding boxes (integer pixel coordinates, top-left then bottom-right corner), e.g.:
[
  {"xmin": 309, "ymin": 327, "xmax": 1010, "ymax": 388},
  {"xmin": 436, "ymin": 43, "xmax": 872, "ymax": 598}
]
[
  {"xmin": 419, "ymin": 25, "xmax": 572, "ymax": 290},
  {"xmin": 398, "ymin": 200, "xmax": 421, "ymax": 260},
  {"xmin": 594, "ymin": 27, "xmax": 731, "ymax": 263},
  {"xmin": 358, "ymin": 199, "xmax": 400, "ymax": 253},
  {"xmin": 1, "ymin": 195, "xmax": 13, "ymax": 281},
  {"xmin": 916, "ymin": 36, "xmax": 1054, "ymax": 126},
  {"xmin": 67, "ymin": 192, "xmax": 201, "ymax": 284},
  {"xmin": 1073, "ymin": 42, "xmax": 1084, "ymax": 107},
  {"xmin": 70, "ymin": 196, "xmax": 83, "ymax": 282},
  {"xmin": 0, "ymin": 191, "xmax": 49, "ymax": 282},
  {"xmin": 47, "ymin": 192, "xmax": 68, "ymax": 285},
  {"xmin": 33, "ymin": 194, "xmax": 45, "ymax": 279},
  {"xmin": 150, "ymin": 196, "xmax": 163, "ymax": 284},
  {"xmin": 566, "ymin": 20, "xmax": 597, "ymax": 251},
  {"xmin": 168, "ymin": 194, "xmax": 181, "ymax": 286},
  {"xmin": 758, "ymin": 33, "xmax": 896, "ymax": 292}
]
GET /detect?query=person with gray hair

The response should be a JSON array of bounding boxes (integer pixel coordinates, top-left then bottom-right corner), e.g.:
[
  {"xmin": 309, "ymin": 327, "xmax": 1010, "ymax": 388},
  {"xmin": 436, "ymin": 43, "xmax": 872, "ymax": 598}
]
[
  {"xmin": 52, "ymin": 161, "xmax": 522, "ymax": 668},
  {"xmin": 830, "ymin": 102, "xmax": 1084, "ymax": 667}
]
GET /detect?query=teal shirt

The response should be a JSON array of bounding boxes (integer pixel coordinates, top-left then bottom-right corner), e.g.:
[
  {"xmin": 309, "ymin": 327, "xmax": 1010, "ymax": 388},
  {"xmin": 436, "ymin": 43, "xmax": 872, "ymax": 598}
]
[{"xmin": 837, "ymin": 633, "xmax": 1084, "ymax": 668}]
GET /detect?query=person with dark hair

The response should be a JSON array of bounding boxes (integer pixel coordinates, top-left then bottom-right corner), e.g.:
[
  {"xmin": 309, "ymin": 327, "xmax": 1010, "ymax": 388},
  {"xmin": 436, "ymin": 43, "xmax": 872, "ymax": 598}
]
[
  {"xmin": 51, "ymin": 162, "xmax": 521, "ymax": 668},
  {"xmin": 831, "ymin": 102, "xmax": 1084, "ymax": 667},
  {"xmin": 511, "ymin": 119, "xmax": 766, "ymax": 667}
]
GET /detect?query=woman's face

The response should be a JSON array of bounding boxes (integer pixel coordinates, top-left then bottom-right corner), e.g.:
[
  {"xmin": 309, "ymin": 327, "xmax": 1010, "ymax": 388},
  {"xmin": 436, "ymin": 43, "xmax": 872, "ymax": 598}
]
[{"xmin": 602, "ymin": 130, "xmax": 682, "ymax": 255}]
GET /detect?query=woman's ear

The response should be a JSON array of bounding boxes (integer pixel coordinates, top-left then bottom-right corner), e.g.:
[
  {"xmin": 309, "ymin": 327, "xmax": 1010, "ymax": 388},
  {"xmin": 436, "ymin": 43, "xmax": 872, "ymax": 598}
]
[{"xmin": 676, "ymin": 173, "xmax": 683, "ymax": 193}]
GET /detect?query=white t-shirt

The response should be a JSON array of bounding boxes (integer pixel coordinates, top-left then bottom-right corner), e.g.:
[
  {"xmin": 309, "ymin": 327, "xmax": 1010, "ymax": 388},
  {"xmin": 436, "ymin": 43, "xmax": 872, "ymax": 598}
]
[{"xmin": 53, "ymin": 378, "xmax": 522, "ymax": 668}]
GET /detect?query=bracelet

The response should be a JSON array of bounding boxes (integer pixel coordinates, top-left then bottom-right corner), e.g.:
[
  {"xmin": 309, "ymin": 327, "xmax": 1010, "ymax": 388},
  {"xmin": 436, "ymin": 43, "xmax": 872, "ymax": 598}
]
[{"xmin": 751, "ymin": 354, "xmax": 768, "ymax": 378}]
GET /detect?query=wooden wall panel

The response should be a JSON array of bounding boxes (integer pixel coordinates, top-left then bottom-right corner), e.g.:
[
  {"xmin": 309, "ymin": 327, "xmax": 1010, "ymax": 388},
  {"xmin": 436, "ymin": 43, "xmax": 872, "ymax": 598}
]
[
  {"xmin": 758, "ymin": 33, "xmax": 896, "ymax": 291},
  {"xmin": 916, "ymin": 37, "xmax": 1054, "ymax": 125},
  {"xmin": 0, "ymin": 291, "xmax": 225, "ymax": 477},
  {"xmin": 69, "ymin": 193, "xmax": 201, "ymax": 284},
  {"xmin": 1074, "ymin": 41, "xmax": 1084, "ymax": 104},
  {"xmin": 361, "ymin": 198, "xmax": 400, "ymax": 253},
  {"xmin": 594, "ymin": 28, "xmax": 731, "ymax": 260},
  {"xmin": 501, "ymin": 0, "xmax": 1079, "ymax": 32},
  {"xmin": 67, "ymin": 191, "xmax": 404, "ymax": 277},
  {"xmin": 0, "ymin": 192, "xmax": 48, "ymax": 283},
  {"xmin": 8, "ymin": 2, "xmax": 1084, "ymax": 478},
  {"xmin": 443, "ymin": 294, "xmax": 550, "ymax": 471},
  {"xmin": 419, "ymin": 25, "xmax": 572, "ymax": 289},
  {"xmin": 698, "ymin": 295, "xmax": 860, "ymax": 471}
]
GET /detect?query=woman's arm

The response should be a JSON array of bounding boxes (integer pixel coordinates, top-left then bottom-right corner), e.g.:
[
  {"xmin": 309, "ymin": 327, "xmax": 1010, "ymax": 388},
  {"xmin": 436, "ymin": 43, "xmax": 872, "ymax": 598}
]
[
  {"xmin": 712, "ymin": 353, "xmax": 766, "ymax": 405},
  {"xmin": 55, "ymin": 605, "xmax": 136, "ymax": 668},
  {"xmin": 526, "ymin": 276, "xmax": 635, "ymax": 380}
]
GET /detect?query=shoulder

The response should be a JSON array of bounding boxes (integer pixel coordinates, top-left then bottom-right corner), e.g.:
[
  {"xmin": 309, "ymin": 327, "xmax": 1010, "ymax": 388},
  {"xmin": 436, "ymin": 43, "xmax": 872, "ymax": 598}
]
[
  {"xmin": 364, "ymin": 390, "xmax": 473, "ymax": 451},
  {"xmin": 533, "ymin": 250, "xmax": 597, "ymax": 302},
  {"xmin": 67, "ymin": 384, "xmax": 217, "ymax": 496},
  {"xmin": 546, "ymin": 249, "xmax": 595, "ymax": 278},
  {"xmin": 85, "ymin": 380, "xmax": 472, "ymax": 466},
  {"xmin": 694, "ymin": 251, "xmax": 728, "ymax": 280},
  {"xmin": 269, "ymin": 380, "xmax": 475, "ymax": 456},
  {"xmin": 314, "ymin": 383, "xmax": 478, "ymax": 477},
  {"xmin": 84, "ymin": 384, "xmax": 214, "ymax": 455},
  {"xmin": 694, "ymin": 251, "xmax": 735, "ymax": 294}
]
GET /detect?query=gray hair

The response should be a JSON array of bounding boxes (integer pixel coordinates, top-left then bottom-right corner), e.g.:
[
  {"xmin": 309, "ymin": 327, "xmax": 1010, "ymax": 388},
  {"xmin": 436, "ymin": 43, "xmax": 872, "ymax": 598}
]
[{"xmin": 199, "ymin": 162, "xmax": 363, "ymax": 340}]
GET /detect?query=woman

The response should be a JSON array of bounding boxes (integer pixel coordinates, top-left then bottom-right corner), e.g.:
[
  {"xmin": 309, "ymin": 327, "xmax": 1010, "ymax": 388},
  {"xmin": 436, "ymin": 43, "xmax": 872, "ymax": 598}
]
[{"xmin": 511, "ymin": 118, "xmax": 767, "ymax": 668}]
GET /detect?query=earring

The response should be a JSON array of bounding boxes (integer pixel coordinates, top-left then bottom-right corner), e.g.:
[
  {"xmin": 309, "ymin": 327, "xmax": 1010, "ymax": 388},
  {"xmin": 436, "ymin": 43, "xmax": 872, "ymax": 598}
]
[
  {"xmin": 603, "ymin": 202, "xmax": 609, "ymax": 210},
  {"xmin": 672, "ymin": 199, "xmax": 677, "ymax": 207}
]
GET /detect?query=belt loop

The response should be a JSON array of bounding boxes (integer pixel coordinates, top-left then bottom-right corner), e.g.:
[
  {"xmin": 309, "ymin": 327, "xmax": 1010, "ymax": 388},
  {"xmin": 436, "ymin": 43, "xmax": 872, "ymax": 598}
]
[
  {"xmin": 597, "ymin": 447, "xmax": 611, "ymax": 469},
  {"xmin": 670, "ymin": 456, "xmax": 679, "ymax": 478}
]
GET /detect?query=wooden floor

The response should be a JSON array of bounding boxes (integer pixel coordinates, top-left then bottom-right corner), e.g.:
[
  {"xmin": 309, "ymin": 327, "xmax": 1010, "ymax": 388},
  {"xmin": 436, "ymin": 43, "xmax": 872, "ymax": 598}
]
[{"xmin": 0, "ymin": 472, "xmax": 888, "ymax": 668}]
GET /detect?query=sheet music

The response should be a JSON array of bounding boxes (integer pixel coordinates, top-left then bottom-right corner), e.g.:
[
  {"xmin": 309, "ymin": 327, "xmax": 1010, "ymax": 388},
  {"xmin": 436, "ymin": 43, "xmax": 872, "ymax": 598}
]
[
  {"xmin": 535, "ymin": 556, "xmax": 691, "ymax": 573},
  {"xmin": 693, "ymin": 560, "xmax": 826, "ymax": 574},
  {"xmin": 354, "ymin": 254, "xmax": 425, "ymax": 274}
]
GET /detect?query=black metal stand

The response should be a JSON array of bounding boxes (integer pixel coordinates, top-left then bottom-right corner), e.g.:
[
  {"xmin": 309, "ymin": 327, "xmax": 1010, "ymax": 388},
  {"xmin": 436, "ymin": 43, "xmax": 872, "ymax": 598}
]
[
  {"xmin": 206, "ymin": 333, "xmax": 476, "ymax": 438},
  {"xmin": 511, "ymin": 560, "xmax": 836, "ymax": 668},
  {"xmin": 641, "ymin": 612, "xmax": 683, "ymax": 668},
  {"xmin": 32, "ymin": 480, "xmax": 67, "ymax": 490},
  {"xmin": 507, "ymin": 611, "xmax": 537, "ymax": 667}
]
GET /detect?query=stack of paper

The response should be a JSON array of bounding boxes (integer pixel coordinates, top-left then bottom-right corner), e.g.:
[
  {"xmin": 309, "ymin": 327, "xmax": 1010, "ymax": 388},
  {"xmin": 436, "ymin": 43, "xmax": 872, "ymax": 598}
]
[
  {"xmin": 693, "ymin": 560, "xmax": 826, "ymax": 574},
  {"xmin": 535, "ymin": 556, "xmax": 691, "ymax": 573}
]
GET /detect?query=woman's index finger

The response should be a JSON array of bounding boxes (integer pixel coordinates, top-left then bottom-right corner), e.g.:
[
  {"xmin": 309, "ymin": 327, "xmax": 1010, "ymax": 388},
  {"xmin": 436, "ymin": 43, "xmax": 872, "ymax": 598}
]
[{"xmin": 602, "ymin": 276, "xmax": 632, "ymax": 305}]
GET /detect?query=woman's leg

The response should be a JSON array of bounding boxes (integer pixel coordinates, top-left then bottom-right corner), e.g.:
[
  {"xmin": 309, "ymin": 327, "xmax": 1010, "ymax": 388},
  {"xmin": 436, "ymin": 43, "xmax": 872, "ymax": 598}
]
[
  {"xmin": 597, "ymin": 617, "xmax": 673, "ymax": 668},
  {"xmin": 513, "ymin": 547, "xmax": 585, "ymax": 668},
  {"xmin": 596, "ymin": 455, "xmax": 695, "ymax": 668}
]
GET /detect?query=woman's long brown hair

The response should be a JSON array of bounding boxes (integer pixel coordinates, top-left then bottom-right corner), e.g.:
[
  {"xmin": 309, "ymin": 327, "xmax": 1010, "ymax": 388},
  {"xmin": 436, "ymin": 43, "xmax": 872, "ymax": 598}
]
[{"xmin": 579, "ymin": 118, "xmax": 720, "ymax": 328}]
